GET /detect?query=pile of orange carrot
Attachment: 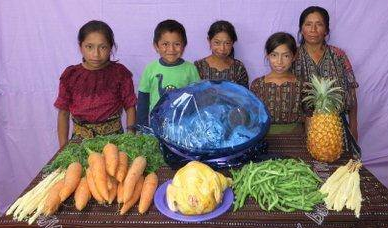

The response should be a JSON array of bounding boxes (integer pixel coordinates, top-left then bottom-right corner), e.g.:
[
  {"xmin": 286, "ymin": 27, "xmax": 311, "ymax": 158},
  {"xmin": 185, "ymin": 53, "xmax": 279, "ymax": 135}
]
[
  {"xmin": 83, "ymin": 143, "xmax": 159, "ymax": 214},
  {"xmin": 7, "ymin": 142, "xmax": 159, "ymax": 225}
]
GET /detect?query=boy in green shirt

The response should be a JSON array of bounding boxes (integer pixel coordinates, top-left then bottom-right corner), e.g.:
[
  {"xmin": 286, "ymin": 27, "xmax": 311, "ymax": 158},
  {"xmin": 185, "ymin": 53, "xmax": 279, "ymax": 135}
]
[{"xmin": 136, "ymin": 19, "xmax": 200, "ymax": 127}]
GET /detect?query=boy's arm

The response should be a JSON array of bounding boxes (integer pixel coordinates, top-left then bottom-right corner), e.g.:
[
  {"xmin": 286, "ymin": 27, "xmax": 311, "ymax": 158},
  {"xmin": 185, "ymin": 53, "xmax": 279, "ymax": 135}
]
[
  {"xmin": 190, "ymin": 64, "xmax": 201, "ymax": 82},
  {"xmin": 136, "ymin": 92, "xmax": 150, "ymax": 127},
  {"xmin": 57, "ymin": 109, "xmax": 70, "ymax": 148}
]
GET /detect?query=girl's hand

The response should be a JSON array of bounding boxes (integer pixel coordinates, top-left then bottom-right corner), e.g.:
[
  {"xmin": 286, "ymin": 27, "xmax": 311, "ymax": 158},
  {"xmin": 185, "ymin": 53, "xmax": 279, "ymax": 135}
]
[
  {"xmin": 125, "ymin": 106, "xmax": 136, "ymax": 134},
  {"xmin": 126, "ymin": 125, "xmax": 136, "ymax": 134},
  {"xmin": 58, "ymin": 110, "xmax": 70, "ymax": 148}
]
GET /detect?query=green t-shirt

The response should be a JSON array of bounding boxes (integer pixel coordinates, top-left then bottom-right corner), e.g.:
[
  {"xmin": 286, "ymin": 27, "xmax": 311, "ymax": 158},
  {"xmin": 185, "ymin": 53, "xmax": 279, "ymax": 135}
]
[{"xmin": 138, "ymin": 59, "xmax": 200, "ymax": 110}]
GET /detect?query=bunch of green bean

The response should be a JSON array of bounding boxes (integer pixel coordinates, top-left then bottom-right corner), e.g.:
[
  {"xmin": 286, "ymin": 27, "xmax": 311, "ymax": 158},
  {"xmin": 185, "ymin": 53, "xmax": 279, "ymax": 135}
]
[{"xmin": 230, "ymin": 159, "xmax": 325, "ymax": 212}]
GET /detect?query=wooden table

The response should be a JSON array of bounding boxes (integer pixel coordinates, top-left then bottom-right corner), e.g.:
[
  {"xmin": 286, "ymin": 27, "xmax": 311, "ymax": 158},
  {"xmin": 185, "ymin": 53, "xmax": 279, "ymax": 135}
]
[{"xmin": 1, "ymin": 133, "xmax": 388, "ymax": 228}]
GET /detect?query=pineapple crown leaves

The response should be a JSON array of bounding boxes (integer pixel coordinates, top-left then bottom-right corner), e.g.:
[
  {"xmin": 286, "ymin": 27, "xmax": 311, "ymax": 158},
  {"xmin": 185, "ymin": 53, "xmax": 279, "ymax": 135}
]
[{"xmin": 302, "ymin": 74, "xmax": 344, "ymax": 114}]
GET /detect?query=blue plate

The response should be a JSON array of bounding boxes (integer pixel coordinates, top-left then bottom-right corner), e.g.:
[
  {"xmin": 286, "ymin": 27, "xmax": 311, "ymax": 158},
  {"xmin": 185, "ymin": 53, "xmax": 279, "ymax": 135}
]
[{"xmin": 154, "ymin": 179, "xmax": 234, "ymax": 222}]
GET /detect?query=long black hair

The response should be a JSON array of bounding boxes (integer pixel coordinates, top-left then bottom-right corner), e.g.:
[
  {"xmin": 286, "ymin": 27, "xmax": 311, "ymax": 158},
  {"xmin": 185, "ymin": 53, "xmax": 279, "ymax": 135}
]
[
  {"xmin": 298, "ymin": 6, "xmax": 330, "ymax": 44},
  {"xmin": 78, "ymin": 20, "xmax": 117, "ymax": 50},
  {"xmin": 208, "ymin": 20, "xmax": 238, "ymax": 58},
  {"xmin": 265, "ymin": 32, "xmax": 297, "ymax": 56}
]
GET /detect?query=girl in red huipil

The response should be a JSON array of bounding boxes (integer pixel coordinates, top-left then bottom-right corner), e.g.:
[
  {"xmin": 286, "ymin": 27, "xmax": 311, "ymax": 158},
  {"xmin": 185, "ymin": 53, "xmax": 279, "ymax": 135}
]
[{"xmin": 54, "ymin": 20, "xmax": 136, "ymax": 148}]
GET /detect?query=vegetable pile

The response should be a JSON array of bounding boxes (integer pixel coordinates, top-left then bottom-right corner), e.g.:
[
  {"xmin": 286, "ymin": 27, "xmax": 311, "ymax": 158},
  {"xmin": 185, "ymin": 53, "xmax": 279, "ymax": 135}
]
[
  {"xmin": 44, "ymin": 133, "xmax": 165, "ymax": 174},
  {"xmin": 166, "ymin": 161, "xmax": 232, "ymax": 215},
  {"xmin": 231, "ymin": 159, "xmax": 325, "ymax": 212},
  {"xmin": 6, "ymin": 169, "xmax": 65, "ymax": 224},
  {"xmin": 6, "ymin": 133, "xmax": 164, "ymax": 224},
  {"xmin": 320, "ymin": 159, "xmax": 362, "ymax": 217}
]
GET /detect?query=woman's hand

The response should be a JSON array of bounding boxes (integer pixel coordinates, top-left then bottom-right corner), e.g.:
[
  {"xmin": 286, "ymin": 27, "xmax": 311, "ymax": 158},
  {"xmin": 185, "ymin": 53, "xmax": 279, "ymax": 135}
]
[
  {"xmin": 348, "ymin": 94, "xmax": 358, "ymax": 141},
  {"xmin": 349, "ymin": 121, "xmax": 358, "ymax": 142}
]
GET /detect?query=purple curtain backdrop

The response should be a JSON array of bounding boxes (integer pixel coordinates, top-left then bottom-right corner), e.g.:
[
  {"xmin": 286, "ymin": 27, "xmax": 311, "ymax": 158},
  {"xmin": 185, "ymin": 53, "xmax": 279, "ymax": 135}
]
[{"xmin": 1, "ymin": 0, "xmax": 387, "ymax": 214}]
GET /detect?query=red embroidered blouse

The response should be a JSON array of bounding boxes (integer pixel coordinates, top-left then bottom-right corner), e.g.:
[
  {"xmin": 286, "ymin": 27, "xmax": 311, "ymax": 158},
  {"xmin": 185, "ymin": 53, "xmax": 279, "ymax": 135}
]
[{"xmin": 54, "ymin": 62, "xmax": 137, "ymax": 123}]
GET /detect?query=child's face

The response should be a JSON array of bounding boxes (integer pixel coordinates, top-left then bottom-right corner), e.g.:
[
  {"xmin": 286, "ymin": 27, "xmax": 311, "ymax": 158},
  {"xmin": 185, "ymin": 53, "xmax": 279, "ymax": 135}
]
[
  {"xmin": 267, "ymin": 44, "xmax": 294, "ymax": 75},
  {"xmin": 209, "ymin": 32, "xmax": 233, "ymax": 59},
  {"xmin": 80, "ymin": 32, "xmax": 111, "ymax": 70},
  {"xmin": 154, "ymin": 31, "xmax": 185, "ymax": 64}
]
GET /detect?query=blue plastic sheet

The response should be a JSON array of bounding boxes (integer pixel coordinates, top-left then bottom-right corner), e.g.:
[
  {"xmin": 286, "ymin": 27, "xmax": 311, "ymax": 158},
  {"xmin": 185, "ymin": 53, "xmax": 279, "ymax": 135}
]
[{"xmin": 150, "ymin": 80, "xmax": 270, "ymax": 154}]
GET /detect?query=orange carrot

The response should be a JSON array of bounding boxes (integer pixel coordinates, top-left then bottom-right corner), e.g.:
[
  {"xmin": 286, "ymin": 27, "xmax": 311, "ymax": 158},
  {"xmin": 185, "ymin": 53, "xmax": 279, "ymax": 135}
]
[
  {"xmin": 107, "ymin": 175, "xmax": 113, "ymax": 190},
  {"xmin": 117, "ymin": 182, "xmax": 124, "ymax": 204},
  {"xmin": 44, "ymin": 179, "xmax": 64, "ymax": 216},
  {"xmin": 74, "ymin": 177, "xmax": 91, "ymax": 211},
  {"xmin": 138, "ymin": 172, "xmax": 158, "ymax": 214},
  {"xmin": 88, "ymin": 152, "xmax": 109, "ymax": 201},
  {"xmin": 86, "ymin": 168, "xmax": 105, "ymax": 204},
  {"xmin": 59, "ymin": 162, "xmax": 82, "ymax": 202},
  {"xmin": 87, "ymin": 151, "xmax": 100, "ymax": 167},
  {"xmin": 108, "ymin": 176, "xmax": 118, "ymax": 204},
  {"xmin": 123, "ymin": 156, "xmax": 147, "ymax": 202},
  {"xmin": 120, "ymin": 176, "xmax": 144, "ymax": 215},
  {"xmin": 115, "ymin": 152, "xmax": 129, "ymax": 183},
  {"xmin": 103, "ymin": 143, "xmax": 119, "ymax": 176}
]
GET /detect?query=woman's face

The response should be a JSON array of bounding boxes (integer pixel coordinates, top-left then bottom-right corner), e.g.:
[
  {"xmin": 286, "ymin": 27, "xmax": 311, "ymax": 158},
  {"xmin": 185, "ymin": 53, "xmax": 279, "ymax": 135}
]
[
  {"xmin": 209, "ymin": 32, "xmax": 233, "ymax": 59},
  {"xmin": 301, "ymin": 12, "xmax": 327, "ymax": 45}
]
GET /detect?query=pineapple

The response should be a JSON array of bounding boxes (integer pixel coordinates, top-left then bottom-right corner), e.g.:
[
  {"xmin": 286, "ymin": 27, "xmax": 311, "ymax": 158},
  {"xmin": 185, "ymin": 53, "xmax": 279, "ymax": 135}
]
[{"xmin": 302, "ymin": 75, "xmax": 344, "ymax": 162}]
